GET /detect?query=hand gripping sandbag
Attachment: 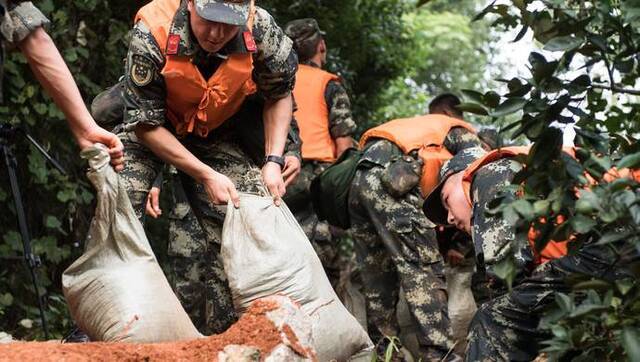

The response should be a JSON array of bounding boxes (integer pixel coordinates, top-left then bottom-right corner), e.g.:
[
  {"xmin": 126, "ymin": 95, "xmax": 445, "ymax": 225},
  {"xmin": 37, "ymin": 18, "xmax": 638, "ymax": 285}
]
[
  {"xmin": 222, "ymin": 194, "xmax": 373, "ymax": 361},
  {"xmin": 62, "ymin": 145, "xmax": 201, "ymax": 343}
]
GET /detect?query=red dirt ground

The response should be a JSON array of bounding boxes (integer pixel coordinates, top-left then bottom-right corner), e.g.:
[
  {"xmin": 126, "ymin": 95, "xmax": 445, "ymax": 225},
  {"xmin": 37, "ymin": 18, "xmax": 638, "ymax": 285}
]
[{"xmin": 0, "ymin": 300, "xmax": 313, "ymax": 362}]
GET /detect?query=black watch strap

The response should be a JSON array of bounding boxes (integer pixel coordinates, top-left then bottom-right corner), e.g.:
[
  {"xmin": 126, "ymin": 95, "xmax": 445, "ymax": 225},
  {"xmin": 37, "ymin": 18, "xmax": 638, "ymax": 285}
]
[{"xmin": 264, "ymin": 155, "xmax": 285, "ymax": 169}]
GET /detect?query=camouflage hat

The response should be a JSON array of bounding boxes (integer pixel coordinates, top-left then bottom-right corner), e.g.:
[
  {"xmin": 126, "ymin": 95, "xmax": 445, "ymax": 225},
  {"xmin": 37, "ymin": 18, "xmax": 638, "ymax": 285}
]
[
  {"xmin": 194, "ymin": 0, "xmax": 250, "ymax": 26},
  {"xmin": 422, "ymin": 147, "xmax": 487, "ymax": 225},
  {"xmin": 284, "ymin": 18, "xmax": 325, "ymax": 55}
]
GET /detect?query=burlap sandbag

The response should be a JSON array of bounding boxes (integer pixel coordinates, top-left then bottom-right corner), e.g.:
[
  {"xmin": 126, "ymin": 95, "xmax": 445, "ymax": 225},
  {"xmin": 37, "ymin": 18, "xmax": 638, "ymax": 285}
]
[
  {"xmin": 62, "ymin": 145, "xmax": 201, "ymax": 343},
  {"xmin": 222, "ymin": 194, "xmax": 373, "ymax": 361}
]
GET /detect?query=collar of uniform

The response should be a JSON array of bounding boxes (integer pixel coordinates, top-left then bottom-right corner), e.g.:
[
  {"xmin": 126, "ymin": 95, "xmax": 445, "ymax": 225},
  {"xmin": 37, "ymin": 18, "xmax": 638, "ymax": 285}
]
[
  {"xmin": 302, "ymin": 60, "xmax": 321, "ymax": 68},
  {"xmin": 167, "ymin": 1, "xmax": 251, "ymax": 57}
]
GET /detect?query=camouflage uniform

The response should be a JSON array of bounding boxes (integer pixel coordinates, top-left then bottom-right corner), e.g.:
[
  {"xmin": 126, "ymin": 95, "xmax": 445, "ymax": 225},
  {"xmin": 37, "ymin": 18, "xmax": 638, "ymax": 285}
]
[
  {"xmin": 452, "ymin": 157, "xmax": 639, "ymax": 360},
  {"xmin": 349, "ymin": 127, "xmax": 484, "ymax": 359},
  {"xmin": 117, "ymin": 1, "xmax": 297, "ymax": 335},
  {"xmin": 0, "ymin": 1, "xmax": 49, "ymax": 101},
  {"xmin": 283, "ymin": 19, "xmax": 357, "ymax": 285},
  {"xmin": 284, "ymin": 60, "xmax": 356, "ymax": 283}
]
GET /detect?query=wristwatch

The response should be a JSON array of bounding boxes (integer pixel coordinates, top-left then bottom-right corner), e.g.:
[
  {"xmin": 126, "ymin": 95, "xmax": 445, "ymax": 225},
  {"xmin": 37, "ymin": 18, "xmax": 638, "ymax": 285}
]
[{"xmin": 264, "ymin": 155, "xmax": 285, "ymax": 170}]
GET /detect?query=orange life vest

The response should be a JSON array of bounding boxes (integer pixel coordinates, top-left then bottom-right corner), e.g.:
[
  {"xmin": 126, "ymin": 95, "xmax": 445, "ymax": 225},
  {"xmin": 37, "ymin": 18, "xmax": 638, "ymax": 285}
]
[
  {"xmin": 292, "ymin": 64, "xmax": 341, "ymax": 162},
  {"xmin": 359, "ymin": 115, "xmax": 476, "ymax": 198},
  {"xmin": 135, "ymin": 0, "xmax": 257, "ymax": 137}
]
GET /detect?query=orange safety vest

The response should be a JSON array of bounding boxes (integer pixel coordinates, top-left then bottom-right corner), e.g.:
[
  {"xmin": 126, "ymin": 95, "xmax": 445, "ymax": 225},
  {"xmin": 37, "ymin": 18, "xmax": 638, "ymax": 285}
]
[
  {"xmin": 135, "ymin": 0, "xmax": 257, "ymax": 137},
  {"xmin": 359, "ymin": 115, "xmax": 476, "ymax": 198},
  {"xmin": 292, "ymin": 64, "xmax": 341, "ymax": 162}
]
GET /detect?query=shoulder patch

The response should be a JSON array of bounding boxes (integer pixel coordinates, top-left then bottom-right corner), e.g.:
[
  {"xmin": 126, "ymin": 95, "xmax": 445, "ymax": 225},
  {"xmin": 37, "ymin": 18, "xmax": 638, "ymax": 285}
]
[{"xmin": 130, "ymin": 54, "xmax": 154, "ymax": 87}]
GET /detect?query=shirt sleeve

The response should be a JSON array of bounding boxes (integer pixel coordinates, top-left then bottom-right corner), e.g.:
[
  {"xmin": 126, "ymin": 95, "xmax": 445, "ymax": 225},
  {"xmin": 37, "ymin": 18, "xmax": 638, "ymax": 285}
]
[
  {"xmin": 0, "ymin": 2, "xmax": 49, "ymax": 44},
  {"xmin": 470, "ymin": 158, "xmax": 531, "ymax": 273},
  {"xmin": 251, "ymin": 7, "xmax": 297, "ymax": 101},
  {"xmin": 325, "ymin": 80, "xmax": 357, "ymax": 139},
  {"xmin": 285, "ymin": 117, "xmax": 302, "ymax": 160},
  {"xmin": 122, "ymin": 21, "xmax": 167, "ymax": 131},
  {"xmin": 443, "ymin": 127, "xmax": 488, "ymax": 154}
]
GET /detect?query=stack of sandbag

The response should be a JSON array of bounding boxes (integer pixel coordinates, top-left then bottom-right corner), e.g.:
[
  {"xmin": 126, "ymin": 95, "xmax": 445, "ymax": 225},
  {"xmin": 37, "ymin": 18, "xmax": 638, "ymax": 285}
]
[
  {"xmin": 62, "ymin": 145, "xmax": 201, "ymax": 343},
  {"xmin": 222, "ymin": 193, "xmax": 374, "ymax": 361}
]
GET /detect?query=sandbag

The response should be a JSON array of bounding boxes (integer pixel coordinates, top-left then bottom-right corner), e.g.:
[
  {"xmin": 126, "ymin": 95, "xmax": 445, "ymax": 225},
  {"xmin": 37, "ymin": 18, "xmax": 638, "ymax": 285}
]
[
  {"xmin": 62, "ymin": 145, "xmax": 201, "ymax": 343},
  {"xmin": 222, "ymin": 194, "xmax": 373, "ymax": 361},
  {"xmin": 446, "ymin": 265, "xmax": 477, "ymax": 355}
]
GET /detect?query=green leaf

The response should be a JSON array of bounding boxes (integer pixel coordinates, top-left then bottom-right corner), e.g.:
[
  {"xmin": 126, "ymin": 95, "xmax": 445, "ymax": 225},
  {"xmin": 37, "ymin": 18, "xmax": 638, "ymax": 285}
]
[
  {"xmin": 492, "ymin": 257, "xmax": 517, "ymax": 289},
  {"xmin": 484, "ymin": 91, "xmax": 501, "ymax": 108},
  {"xmin": 543, "ymin": 36, "xmax": 584, "ymax": 52},
  {"xmin": 461, "ymin": 89, "xmax": 485, "ymax": 104},
  {"xmin": 571, "ymin": 214, "xmax": 596, "ymax": 233},
  {"xmin": 623, "ymin": 328, "xmax": 640, "ymax": 362},
  {"xmin": 615, "ymin": 279, "xmax": 634, "ymax": 296},
  {"xmin": 618, "ymin": 152, "xmax": 640, "ymax": 169},
  {"xmin": 513, "ymin": 200, "xmax": 534, "ymax": 219},
  {"xmin": 0, "ymin": 293, "xmax": 13, "ymax": 306},
  {"xmin": 490, "ymin": 97, "xmax": 527, "ymax": 117},
  {"xmin": 457, "ymin": 102, "xmax": 488, "ymax": 116},
  {"xmin": 45, "ymin": 215, "xmax": 62, "ymax": 229},
  {"xmin": 555, "ymin": 293, "xmax": 574, "ymax": 313}
]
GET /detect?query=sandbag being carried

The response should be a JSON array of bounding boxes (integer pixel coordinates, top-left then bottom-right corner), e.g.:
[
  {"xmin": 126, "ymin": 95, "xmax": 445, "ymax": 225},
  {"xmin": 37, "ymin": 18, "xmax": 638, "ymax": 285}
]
[
  {"xmin": 62, "ymin": 145, "xmax": 201, "ymax": 343},
  {"xmin": 222, "ymin": 194, "xmax": 373, "ymax": 361}
]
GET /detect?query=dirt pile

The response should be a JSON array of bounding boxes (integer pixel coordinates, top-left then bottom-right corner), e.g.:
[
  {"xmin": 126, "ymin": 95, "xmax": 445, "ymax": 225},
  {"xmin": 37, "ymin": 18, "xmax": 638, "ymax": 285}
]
[{"xmin": 0, "ymin": 296, "xmax": 316, "ymax": 362}]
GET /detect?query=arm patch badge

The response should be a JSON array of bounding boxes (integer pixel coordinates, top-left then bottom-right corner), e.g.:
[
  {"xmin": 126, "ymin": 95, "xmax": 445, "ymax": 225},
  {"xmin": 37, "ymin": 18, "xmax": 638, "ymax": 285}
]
[{"xmin": 130, "ymin": 54, "xmax": 154, "ymax": 87}]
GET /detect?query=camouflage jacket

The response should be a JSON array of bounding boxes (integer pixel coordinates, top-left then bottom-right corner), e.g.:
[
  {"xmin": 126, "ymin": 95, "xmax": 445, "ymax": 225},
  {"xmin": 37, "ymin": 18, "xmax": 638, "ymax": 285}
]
[
  {"xmin": 122, "ymin": 1, "xmax": 297, "ymax": 131},
  {"xmin": 469, "ymin": 157, "xmax": 534, "ymax": 276},
  {"xmin": 0, "ymin": 1, "xmax": 49, "ymax": 102},
  {"xmin": 301, "ymin": 60, "xmax": 356, "ymax": 140},
  {"xmin": 357, "ymin": 127, "xmax": 486, "ymax": 211}
]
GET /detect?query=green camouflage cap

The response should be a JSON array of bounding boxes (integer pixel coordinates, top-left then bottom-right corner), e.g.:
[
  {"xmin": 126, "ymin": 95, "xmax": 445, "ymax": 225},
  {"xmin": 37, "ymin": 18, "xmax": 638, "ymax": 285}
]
[
  {"xmin": 422, "ymin": 147, "xmax": 487, "ymax": 225},
  {"xmin": 194, "ymin": 0, "xmax": 250, "ymax": 26},
  {"xmin": 284, "ymin": 18, "xmax": 325, "ymax": 55}
]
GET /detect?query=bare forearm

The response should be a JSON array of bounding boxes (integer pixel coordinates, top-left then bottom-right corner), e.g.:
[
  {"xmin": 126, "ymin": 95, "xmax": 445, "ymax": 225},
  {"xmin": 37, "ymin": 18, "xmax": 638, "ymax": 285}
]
[
  {"xmin": 18, "ymin": 27, "xmax": 94, "ymax": 140},
  {"xmin": 135, "ymin": 125, "xmax": 211, "ymax": 182},
  {"xmin": 263, "ymin": 95, "xmax": 292, "ymax": 157}
]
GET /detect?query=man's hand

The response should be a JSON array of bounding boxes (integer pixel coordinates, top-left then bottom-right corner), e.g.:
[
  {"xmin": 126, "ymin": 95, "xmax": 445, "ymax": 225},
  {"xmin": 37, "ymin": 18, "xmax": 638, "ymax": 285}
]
[
  {"xmin": 77, "ymin": 125, "xmax": 125, "ymax": 172},
  {"xmin": 145, "ymin": 186, "xmax": 162, "ymax": 218},
  {"xmin": 282, "ymin": 156, "xmax": 301, "ymax": 187},
  {"xmin": 262, "ymin": 162, "xmax": 286, "ymax": 206},
  {"xmin": 201, "ymin": 169, "xmax": 240, "ymax": 208}
]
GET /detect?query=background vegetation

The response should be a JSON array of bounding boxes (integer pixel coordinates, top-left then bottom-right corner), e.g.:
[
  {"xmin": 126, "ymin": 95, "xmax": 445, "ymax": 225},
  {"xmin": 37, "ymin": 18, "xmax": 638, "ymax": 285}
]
[{"xmin": 0, "ymin": 2, "xmax": 637, "ymax": 360}]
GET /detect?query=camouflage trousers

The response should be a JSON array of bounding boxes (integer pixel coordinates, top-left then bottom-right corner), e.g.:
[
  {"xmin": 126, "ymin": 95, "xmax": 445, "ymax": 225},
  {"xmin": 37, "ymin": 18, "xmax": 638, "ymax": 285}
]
[
  {"xmin": 284, "ymin": 161, "xmax": 342, "ymax": 285},
  {"xmin": 466, "ymin": 242, "xmax": 638, "ymax": 361},
  {"xmin": 348, "ymin": 165, "xmax": 453, "ymax": 359},
  {"xmin": 118, "ymin": 130, "xmax": 265, "ymax": 335}
]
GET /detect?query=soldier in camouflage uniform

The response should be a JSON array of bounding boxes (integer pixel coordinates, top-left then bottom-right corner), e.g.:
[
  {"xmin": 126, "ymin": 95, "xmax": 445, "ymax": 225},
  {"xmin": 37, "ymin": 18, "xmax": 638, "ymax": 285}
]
[
  {"xmin": 0, "ymin": 1, "xmax": 123, "ymax": 168},
  {"xmin": 117, "ymin": 0, "xmax": 297, "ymax": 334},
  {"xmin": 283, "ymin": 18, "xmax": 357, "ymax": 284},
  {"xmin": 423, "ymin": 148, "xmax": 639, "ymax": 360},
  {"xmin": 349, "ymin": 94, "xmax": 487, "ymax": 360},
  {"xmin": 149, "ymin": 98, "xmax": 302, "ymax": 335},
  {"xmin": 91, "ymin": 79, "xmax": 303, "ymax": 336}
]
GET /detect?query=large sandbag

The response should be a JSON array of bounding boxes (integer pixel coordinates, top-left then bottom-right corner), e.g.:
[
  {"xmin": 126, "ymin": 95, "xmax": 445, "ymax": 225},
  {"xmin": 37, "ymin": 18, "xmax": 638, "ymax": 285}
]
[
  {"xmin": 222, "ymin": 194, "xmax": 374, "ymax": 361},
  {"xmin": 62, "ymin": 145, "xmax": 201, "ymax": 343}
]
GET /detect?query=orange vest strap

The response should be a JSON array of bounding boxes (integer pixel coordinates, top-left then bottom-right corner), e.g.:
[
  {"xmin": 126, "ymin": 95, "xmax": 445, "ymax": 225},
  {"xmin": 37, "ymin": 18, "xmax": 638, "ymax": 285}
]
[{"xmin": 292, "ymin": 64, "xmax": 340, "ymax": 162}]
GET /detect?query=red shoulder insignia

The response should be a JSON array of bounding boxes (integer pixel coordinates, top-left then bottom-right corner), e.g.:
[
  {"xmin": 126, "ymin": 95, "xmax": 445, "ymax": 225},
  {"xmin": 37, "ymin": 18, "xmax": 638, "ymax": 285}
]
[
  {"xmin": 167, "ymin": 34, "xmax": 180, "ymax": 55},
  {"xmin": 243, "ymin": 31, "xmax": 257, "ymax": 53}
]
